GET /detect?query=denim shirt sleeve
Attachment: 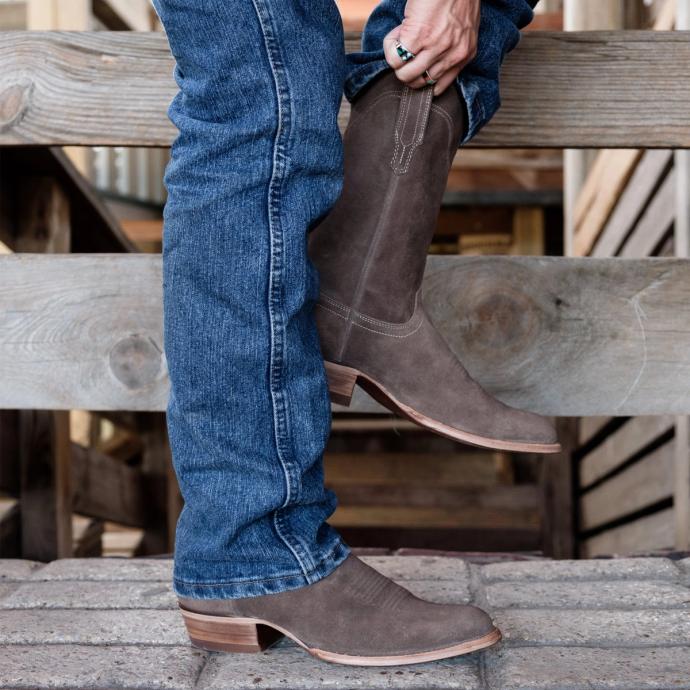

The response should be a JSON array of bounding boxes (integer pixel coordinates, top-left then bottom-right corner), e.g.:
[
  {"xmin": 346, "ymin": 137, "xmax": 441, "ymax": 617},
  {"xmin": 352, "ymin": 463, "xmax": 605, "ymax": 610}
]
[
  {"xmin": 345, "ymin": 0, "xmax": 537, "ymax": 146},
  {"xmin": 457, "ymin": 0, "xmax": 536, "ymax": 144}
]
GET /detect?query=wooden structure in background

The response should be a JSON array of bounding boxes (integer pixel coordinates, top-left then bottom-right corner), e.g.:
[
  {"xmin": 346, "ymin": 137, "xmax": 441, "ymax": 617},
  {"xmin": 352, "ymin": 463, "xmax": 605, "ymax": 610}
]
[
  {"xmin": 571, "ymin": 1, "xmax": 689, "ymax": 554},
  {"xmin": 1, "ymin": 25, "xmax": 690, "ymax": 560}
]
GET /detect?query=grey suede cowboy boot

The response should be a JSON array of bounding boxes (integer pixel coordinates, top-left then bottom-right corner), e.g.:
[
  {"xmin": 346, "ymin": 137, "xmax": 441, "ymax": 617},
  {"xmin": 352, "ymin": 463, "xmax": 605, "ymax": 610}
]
[
  {"xmin": 308, "ymin": 71, "xmax": 559, "ymax": 453},
  {"xmin": 179, "ymin": 554, "xmax": 500, "ymax": 665}
]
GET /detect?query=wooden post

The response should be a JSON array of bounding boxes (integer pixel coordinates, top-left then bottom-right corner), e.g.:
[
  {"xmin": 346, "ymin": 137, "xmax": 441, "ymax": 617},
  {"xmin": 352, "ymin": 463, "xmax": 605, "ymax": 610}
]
[
  {"xmin": 26, "ymin": 0, "xmax": 92, "ymax": 177},
  {"xmin": 20, "ymin": 410, "xmax": 72, "ymax": 560},
  {"xmin": 541, "ymin": 418, "xmax": 578, "ymax": 558},
  {"xmin": 563, "ymin": 0, "xmax": 627, "ymax": 256},
  {"xmin": 15, "ymin": 177, "xmax": 73, "ymax": 560},
  {"xmin": 674, "ymin": 0, "xmax": 690, "ymax": 552},
  {"xmin": 15, "ymin": 179, "xmax": 70, "ymax": 253}
]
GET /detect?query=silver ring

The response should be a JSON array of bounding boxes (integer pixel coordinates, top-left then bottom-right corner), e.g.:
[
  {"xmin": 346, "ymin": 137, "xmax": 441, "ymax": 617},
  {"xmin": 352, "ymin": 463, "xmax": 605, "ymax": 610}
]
[
  {"xmin": 424, "ymin": 70, "xmax": 437, "ymax": 86},
  {"xmin": 395, "ymin": 40, "xmax": 416, "ymax": 63}
]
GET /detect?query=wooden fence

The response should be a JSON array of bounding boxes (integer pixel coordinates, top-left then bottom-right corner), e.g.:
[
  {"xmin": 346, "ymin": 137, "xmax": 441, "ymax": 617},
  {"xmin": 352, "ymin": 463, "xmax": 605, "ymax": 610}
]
[{"xmin": 1, "ymin": 29, "xmax": 690, "ymax": 559}]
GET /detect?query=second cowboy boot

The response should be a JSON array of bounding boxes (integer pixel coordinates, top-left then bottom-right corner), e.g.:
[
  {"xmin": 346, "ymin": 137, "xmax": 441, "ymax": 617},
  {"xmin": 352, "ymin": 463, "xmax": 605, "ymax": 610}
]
[
  {"xmin": 178, "ymin": 554, "xmax": 500, "ymax": 665},
  {"xmin": 309, "ymin": 72, "xmax": 560, "ymax": 453}
]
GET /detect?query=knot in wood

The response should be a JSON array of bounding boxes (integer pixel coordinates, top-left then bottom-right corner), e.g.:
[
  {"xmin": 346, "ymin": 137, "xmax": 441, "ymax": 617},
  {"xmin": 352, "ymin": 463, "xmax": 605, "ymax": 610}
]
[
  {"xmin": 0, "ymin": 80, "xmax": 33, "ymax": 132},
  {"xmin": 464, "ymin": 289, "xmax": 539, "ymax": 355},
  {"xmin": 109, "ymin": 334, "xmax": 163, "ymax": 390}
]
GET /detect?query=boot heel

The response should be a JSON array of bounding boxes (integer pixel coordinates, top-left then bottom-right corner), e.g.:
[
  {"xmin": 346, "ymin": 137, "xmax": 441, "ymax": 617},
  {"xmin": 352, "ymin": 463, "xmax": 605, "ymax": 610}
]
[
  {"xmin": 325, "ymin": 361, "xmax": 358, "ymax": 406},
  {"xmin": 180, "ymin": 609, "xmax": 283, "ymax": 654}
]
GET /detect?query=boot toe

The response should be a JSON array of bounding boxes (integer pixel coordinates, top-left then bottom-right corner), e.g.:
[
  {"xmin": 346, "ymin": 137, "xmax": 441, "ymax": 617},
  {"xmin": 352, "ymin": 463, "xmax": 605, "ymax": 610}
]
[
  {"xmin": 516, "ymin": 408, "xmax": 559, "ymax": 446},
  {"xmin": 446, "ymin": 604, "xmax": 497, "ymax": 644}
]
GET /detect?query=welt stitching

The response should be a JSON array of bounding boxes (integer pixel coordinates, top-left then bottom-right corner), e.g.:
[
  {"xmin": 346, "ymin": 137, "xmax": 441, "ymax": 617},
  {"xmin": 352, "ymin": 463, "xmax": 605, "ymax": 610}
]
[
  {"xmin": 320, "ymin": 293, "xmax": 351, "ymax": 316},
  {"xmin": 398, "ymin": 87, "xmax": 433, "ymax": 174},
  {"xmin": 391, "ymin": 87, "xmax": 412, "ymax": 171},
  {"xmin": 316, "ymin": 303, "xmax": 423, "ymax": 339},
  {"xmin": 353, "ymin": 316, "xmax": 425, "ymax": 339},
  {"xmin": 320, "ymin": 292, "xmax": 419, "ymax": 330}
]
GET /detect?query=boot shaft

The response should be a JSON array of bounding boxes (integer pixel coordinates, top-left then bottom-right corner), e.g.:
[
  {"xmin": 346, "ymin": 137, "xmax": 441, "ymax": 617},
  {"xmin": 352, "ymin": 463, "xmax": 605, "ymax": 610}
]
[{"xmin": 308, "ymin": 71, "xmax": 466, "ymax": 324}]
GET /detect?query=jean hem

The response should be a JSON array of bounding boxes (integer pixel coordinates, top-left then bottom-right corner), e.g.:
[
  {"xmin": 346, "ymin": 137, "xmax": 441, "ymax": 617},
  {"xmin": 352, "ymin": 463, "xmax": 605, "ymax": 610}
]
[{"xmin": 171, "ymin": 538, "xmax": 351, "ymax": 599}]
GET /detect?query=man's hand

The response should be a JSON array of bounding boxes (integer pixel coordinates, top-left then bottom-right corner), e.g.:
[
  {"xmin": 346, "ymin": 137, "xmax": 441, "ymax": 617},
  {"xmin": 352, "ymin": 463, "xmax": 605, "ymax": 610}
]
[{"xmin": 383, "ymin": 0, "xmax": 480, "ymax": 96}]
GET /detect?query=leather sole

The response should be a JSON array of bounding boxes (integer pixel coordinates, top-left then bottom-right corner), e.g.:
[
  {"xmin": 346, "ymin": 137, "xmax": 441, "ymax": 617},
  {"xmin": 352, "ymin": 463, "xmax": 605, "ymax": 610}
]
[
  {"xmin": 325, "ymin": 360, "xmax": 562, "ymax": 454},
  {"xmin": 180, "ymin": 607, "xmax": 502, "ymax": 666}
]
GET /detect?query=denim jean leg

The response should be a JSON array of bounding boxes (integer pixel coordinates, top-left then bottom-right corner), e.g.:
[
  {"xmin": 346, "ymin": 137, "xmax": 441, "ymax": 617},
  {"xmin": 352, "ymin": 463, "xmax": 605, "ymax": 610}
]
[
  {"xmin": 344, "ymin": 0, "xmax": 538, "ymax": 144},
  {"xmin": 152, "ymin": 0, "xmax": 350, "ymax": 599}
]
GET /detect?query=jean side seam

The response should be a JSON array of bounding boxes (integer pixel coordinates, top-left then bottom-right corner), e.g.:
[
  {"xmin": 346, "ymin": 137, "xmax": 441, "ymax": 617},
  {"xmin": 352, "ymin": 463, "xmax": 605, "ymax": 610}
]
[{"xmin": 250, "ymin": 0, "xmax": 313, "ymax": 579}]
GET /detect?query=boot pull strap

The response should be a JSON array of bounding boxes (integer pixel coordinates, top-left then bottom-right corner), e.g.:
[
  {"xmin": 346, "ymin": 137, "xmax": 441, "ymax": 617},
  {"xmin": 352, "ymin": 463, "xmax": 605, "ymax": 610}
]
[{"xmin": 390, "ymin": 84, "xmax": 434, "ymax": 175}]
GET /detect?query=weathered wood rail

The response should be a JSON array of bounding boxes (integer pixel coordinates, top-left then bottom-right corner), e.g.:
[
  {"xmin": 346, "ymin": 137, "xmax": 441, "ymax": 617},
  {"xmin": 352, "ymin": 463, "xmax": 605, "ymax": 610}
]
[
  {"xmin": 2, "ymin": 27, "xmax": 690, "ymax": 562},
  {"xmin": 1, "ymin": 31, "xmax": 690, "ymax": 148},
  {"xmin": 1, "ymin": 254, "xmax": 690, "ymax": 416}
]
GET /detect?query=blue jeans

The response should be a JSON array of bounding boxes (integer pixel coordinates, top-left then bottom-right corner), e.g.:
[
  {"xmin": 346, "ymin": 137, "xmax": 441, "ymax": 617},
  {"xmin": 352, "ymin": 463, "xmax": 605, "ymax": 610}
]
[{"xmin": 152, "ymin": 0, "xmax": 536, "ymax": 599}]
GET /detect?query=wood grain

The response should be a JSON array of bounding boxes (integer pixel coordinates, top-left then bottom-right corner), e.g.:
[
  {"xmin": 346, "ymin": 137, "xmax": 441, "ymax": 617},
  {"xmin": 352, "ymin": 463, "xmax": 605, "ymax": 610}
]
[
  {"xmin": 573, "ymin": 150, "xmax": 642, "ymax": 257},
  {"xmin": 581, "ymin": 507, "xmax": 674, "ymax": 557},
  {"xmin": 620, "ymin": 169, "xmax": 676, "ymax": 258},
  {"xmin": 3, "ymin": 255, "xmax": 690, "ymax": 415},
  {"xmin": 1, "ymin": 31, "xmax": 690, "ymax": 148},
  {"xmin": 592, "ymin": 150, "xmax": 673, "ymax": 258},
  {"xmin": 580, "ymin": 440, "xmax": 674, "ymax": 531},
  {"xmin": 579, "ymin": 415, "xmax": 674, "ymax": 488}
]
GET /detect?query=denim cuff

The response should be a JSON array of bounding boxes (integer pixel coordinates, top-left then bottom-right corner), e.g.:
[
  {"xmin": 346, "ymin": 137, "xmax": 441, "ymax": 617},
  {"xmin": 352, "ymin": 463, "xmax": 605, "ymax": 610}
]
[{"xmin": 172, "ymin": 538, "xmax": 351, "ymax": 600}]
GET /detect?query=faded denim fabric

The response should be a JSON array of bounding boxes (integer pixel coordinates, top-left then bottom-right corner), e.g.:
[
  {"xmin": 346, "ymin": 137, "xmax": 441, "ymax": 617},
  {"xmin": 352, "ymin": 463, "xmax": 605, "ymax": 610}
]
[{"xmin": 152, "ymin": 0, "xmax": 534, "ymax": 599}]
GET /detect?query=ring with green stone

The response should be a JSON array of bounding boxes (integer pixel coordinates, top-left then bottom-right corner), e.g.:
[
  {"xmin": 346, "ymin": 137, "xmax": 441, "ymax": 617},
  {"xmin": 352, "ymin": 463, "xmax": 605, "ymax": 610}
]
[{"xmin": 395, "ymin": 41, "xmax": 416, "ymax": 63}]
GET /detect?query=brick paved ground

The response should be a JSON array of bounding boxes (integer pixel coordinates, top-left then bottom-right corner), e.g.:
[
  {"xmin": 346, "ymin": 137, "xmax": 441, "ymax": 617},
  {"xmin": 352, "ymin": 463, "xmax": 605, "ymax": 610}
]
[{"xmin": 0, "ymin": 555, "xmax": 689, "ymax": 689}]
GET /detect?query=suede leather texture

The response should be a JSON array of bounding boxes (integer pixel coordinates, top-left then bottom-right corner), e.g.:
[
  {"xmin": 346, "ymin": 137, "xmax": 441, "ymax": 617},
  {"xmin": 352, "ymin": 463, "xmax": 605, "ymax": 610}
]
[
  {"xmin": 179, "ymin": 554, "xmax": 495, "ymax": 656},
  {"xmin": 308, "ymin": 71, "xmax": 557, "ymax": 447}
]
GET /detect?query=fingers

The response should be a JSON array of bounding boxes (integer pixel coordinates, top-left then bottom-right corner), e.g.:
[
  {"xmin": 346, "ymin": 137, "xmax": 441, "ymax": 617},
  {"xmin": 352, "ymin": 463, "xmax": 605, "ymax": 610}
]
[
  {"xmin": 384, "ymin": 21, "xmax": 478, "ymax": 95},
  {"xmin": 430, "ymin": 67, "xmax": 461, "ymax": 97},
  {"xmin": 383, "ymin": 24, "xmax": 447, "ymax": 83}
]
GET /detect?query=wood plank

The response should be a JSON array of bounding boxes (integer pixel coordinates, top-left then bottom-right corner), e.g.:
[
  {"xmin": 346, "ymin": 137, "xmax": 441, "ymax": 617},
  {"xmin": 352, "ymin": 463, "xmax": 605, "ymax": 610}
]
[
  {"xmin": 592, "ymin": 150, "xmax": 673, "ymax": 258},
  {"xmin": 579, "ymin": 415, "xmax": 674, "ymax": 488},
  {"xmin": 0, "ymin": 149, "xmax": 137, "ymax": 253},
  {"xmin": 578, "ymin": 417, "xmax": 614, "ymax": 446},
  {"xmin": 581, "ymin": 507, "xmax": 674, "ymax": 557},
  {"xmin": 72, "ymin": 514, "xmax": 104, "ymax": 557},
  {"xmin": 331, "ymin": 504, "xmax": 539, "ymax": 530},
  {"xmin": 338, "ymin": 526, "xmax": 541, "ymax": 553},
  {"xmin": 620, "ymin": 169, "xmax": 676, "ymax": 258},
  {"xmin": 19, "ymin": 410, "xmax": 72, "ymax": 560},
  {"xmin": 0, "ymin": 1, "xmax": 26, "ymax": 30},
  {"xmin": 4, "ymin": 255, "xmax": 690, "ymax": 415},
  {"xmin": 2, "ymin": 31, "xmax": 690, "ymax": 148},
  {"xmin": 573, "ymin": 149, "xmax": 642, "ymax": 257},
  {"xmin": 0, "ymin": 411, "xmax": 19, "ymax": 494},
  {"xmin": 333, "ymin": 483, "xmax": 538, "ymax": 510},
  {"xmin": 674, "ymin": 0, "xmax": 690, "ymax": 551},
  {"xmin": 673, "ymin": 416, "xmax": 690, "ymax": 550},
  {"xmin": 0, "ymin": 496, "xmax": 20, "ymax": 557},
  {"xmin": 71, "ymin": 443, "xmax": 147, "ymax": 528},
  {"xmin": 325, "ymin": 452, "xmax": 508, "ymax": 489},
  {"xmin": 580, "ymin": 440, "xmax": 674, "ymax": 531},
  {"xmin": 540, "ymin": 418, "xmax": 577, "ymax": 558},
  {"xmin": 93, "ymin": 0, "xmax": 153, "ymax": 31},
  {"xmin": 14, "ymin": 177, "xmax": 70, "ymax": 253}
]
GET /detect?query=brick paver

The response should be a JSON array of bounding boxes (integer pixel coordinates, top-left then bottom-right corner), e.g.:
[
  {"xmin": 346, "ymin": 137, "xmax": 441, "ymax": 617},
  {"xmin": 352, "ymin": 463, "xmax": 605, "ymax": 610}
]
[
  {"xmin": 0, "ymin": 555, "xmax": 688, "ymax": 689},
  {"xmin": 484, "ymin": 646, "xmax": 690, "ymax": 689}
]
